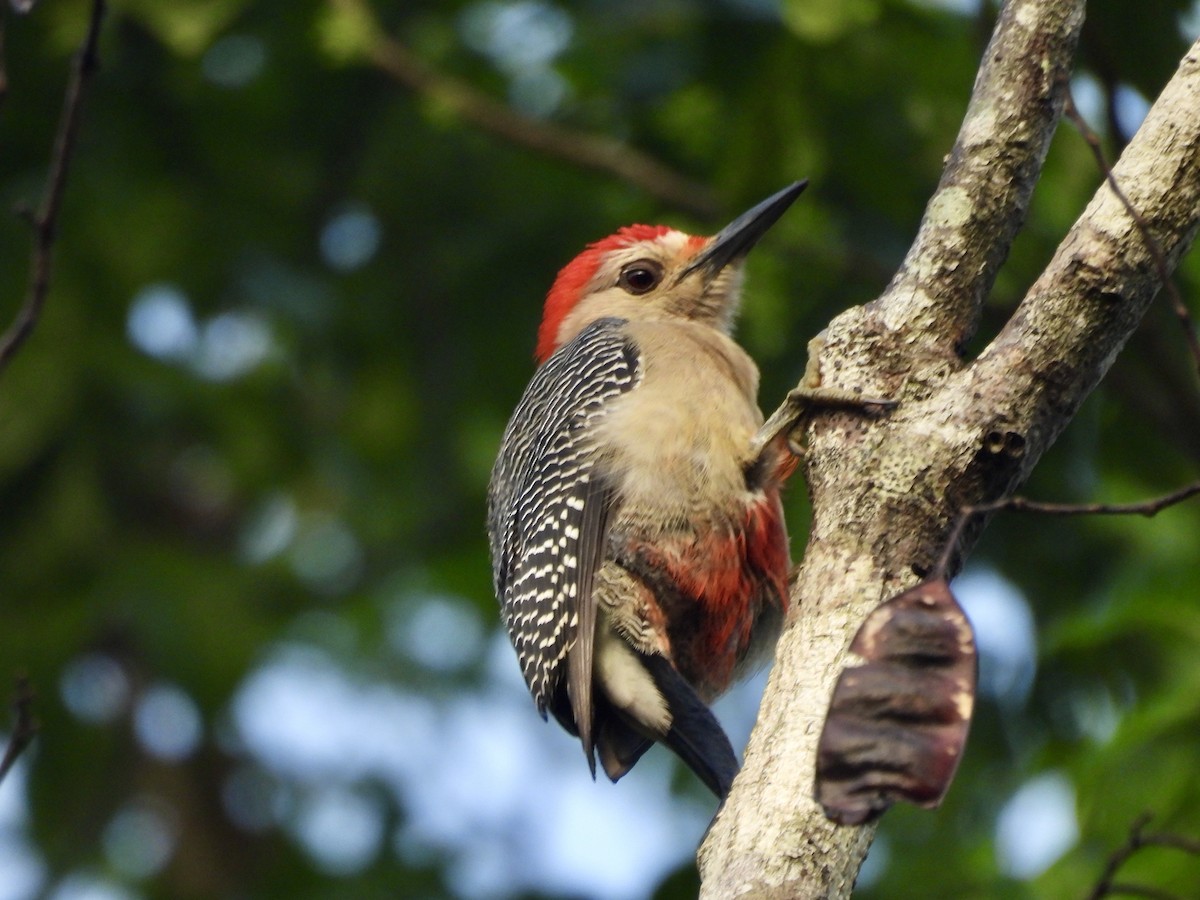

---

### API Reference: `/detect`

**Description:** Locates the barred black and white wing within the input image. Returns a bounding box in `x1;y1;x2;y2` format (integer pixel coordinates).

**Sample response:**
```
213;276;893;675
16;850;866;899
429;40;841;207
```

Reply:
487;317;640;763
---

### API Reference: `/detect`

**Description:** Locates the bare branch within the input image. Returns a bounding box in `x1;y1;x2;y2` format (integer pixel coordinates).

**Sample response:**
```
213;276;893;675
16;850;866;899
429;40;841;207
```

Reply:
330;0;718;220
1088;814;1200;900
935;481;1200;580
963;35;1200;478
872;0;1085;351
1062;89;1200;378
0;0;106;375
0;675;37;787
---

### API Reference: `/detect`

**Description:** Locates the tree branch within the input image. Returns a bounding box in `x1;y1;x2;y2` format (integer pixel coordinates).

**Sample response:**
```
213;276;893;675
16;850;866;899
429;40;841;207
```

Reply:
329;0;718;220
700;5;1200;897
964;35;1200;476
0;0;105;376
1062;90;1200;377
935;481;1200;580
1088;813;1200;900
873;0;1084;352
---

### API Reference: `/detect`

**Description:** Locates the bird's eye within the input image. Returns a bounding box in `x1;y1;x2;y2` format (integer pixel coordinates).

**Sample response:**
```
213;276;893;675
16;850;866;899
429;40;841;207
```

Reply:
618;261;663;295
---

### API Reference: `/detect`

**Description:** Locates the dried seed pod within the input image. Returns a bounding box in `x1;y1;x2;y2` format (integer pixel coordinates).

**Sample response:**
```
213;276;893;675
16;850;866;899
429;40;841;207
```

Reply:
815;578;977;825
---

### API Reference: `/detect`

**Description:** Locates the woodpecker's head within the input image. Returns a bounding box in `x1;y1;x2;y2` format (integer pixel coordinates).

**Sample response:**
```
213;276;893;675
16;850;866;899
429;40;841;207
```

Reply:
535;181;808;362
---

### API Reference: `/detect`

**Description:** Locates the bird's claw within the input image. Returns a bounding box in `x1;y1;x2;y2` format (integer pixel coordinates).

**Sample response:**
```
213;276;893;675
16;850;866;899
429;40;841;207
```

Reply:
752;383;898;460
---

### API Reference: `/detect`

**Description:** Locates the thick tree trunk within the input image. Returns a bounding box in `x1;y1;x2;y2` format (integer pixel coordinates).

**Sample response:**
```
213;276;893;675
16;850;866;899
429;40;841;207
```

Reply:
698;0;1200;895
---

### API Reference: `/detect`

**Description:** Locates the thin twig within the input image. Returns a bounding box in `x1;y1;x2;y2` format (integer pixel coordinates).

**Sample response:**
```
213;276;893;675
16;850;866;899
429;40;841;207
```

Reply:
1087;813;1200;900
1138;835;1200;855
934;482;1200;579
0;675;38;787
1089;814;1156;900
1063;88;1200;378
0;0;106;376
330;0;718;219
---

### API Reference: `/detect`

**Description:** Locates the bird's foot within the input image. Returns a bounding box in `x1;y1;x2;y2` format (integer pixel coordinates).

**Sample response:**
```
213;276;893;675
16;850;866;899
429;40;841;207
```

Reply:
751;338;898;460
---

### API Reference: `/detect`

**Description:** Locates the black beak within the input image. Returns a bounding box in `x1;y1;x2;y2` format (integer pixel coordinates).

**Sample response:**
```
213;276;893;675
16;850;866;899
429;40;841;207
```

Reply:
677;180;808;284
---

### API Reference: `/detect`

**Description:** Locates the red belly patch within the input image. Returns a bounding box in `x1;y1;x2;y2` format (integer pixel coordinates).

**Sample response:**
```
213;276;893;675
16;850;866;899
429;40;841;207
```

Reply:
627;491;791;697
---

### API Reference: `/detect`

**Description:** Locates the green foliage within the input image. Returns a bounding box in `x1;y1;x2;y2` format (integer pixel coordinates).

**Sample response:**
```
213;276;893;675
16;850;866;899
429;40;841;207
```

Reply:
1;0;1198;897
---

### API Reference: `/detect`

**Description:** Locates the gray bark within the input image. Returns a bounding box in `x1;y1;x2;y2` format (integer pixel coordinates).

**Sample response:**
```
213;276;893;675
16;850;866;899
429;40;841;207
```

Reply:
698;0;1200;895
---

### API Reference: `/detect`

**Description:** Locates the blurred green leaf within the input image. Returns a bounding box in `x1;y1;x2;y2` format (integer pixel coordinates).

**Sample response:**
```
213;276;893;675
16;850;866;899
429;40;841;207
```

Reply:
784;0;881;43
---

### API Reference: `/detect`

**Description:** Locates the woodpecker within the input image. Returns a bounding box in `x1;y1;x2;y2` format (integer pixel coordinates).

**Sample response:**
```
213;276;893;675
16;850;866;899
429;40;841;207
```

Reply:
488;182;807;799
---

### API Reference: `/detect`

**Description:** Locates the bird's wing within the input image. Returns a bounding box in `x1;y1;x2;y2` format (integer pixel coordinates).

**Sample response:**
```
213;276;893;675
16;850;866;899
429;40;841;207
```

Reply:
487;317;640;768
